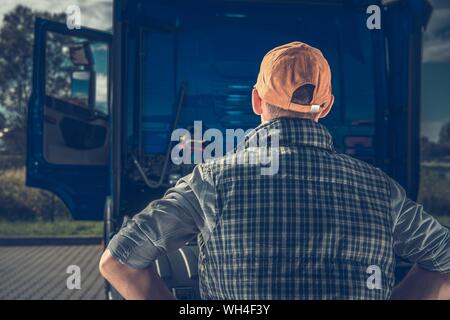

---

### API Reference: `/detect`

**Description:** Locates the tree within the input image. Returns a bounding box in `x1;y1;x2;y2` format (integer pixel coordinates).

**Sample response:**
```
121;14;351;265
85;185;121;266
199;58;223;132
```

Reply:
438;120;450;146
0;5;65;156
421;136;450;161
0;112;5;129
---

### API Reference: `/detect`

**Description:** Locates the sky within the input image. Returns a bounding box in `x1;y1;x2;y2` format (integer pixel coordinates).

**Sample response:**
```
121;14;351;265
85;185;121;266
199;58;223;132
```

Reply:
0;0;449;142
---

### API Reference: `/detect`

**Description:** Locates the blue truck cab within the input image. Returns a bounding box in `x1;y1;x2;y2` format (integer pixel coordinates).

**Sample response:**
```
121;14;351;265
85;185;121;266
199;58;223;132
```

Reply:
27;0;431;299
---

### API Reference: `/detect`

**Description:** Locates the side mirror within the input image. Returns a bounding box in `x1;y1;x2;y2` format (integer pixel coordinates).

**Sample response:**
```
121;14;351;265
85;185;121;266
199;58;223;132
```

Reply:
70;70;96;107
68;43;94;66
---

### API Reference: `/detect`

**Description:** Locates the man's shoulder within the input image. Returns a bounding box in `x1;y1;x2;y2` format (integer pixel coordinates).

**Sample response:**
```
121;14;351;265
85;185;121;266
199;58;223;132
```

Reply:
333;151;389;179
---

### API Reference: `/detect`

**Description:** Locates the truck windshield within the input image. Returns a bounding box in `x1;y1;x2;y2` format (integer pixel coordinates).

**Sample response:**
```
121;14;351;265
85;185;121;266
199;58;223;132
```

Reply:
140;3;377;161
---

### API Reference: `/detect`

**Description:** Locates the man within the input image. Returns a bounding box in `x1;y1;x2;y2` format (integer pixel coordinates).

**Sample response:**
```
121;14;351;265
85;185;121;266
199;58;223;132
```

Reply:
100;42;450;300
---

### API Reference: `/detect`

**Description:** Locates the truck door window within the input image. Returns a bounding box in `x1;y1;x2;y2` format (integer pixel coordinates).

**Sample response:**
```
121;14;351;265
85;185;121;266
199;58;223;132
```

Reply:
45;32;109;115
339;14;375;126
43;31;110;165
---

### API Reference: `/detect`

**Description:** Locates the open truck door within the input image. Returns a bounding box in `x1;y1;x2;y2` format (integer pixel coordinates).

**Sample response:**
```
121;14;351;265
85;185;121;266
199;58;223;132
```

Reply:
26;18;112;220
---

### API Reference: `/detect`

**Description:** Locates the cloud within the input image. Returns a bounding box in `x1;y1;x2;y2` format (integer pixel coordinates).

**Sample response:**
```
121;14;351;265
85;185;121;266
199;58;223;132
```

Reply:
0;0;112;31
423;6;450;63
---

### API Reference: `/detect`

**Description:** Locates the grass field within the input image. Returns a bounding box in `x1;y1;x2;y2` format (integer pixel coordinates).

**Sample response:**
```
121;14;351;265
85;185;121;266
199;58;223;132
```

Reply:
0;220;102;236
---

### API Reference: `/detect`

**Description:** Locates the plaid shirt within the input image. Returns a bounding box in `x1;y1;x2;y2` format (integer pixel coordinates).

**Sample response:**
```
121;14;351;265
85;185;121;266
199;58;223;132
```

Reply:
108;117;450;300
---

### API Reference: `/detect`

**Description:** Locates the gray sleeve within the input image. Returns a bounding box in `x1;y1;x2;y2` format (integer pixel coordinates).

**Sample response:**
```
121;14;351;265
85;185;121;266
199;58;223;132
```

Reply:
107;165;213;269
390;178;450;273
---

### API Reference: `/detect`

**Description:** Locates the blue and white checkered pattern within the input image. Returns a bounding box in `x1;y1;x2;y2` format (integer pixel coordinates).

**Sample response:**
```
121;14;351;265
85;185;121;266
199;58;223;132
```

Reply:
198;118;395;299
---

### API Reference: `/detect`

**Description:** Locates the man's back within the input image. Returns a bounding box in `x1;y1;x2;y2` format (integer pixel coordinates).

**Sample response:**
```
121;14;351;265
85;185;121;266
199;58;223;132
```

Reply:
199;117;395;299
101;42;449;300
103;116;449;299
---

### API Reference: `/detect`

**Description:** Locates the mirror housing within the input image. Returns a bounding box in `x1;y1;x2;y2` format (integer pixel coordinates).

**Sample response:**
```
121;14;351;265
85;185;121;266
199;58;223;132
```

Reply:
68;43;94;66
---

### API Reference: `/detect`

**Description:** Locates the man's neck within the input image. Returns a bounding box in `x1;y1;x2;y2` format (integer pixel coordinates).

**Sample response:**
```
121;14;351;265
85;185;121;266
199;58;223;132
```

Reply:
261;115;319;124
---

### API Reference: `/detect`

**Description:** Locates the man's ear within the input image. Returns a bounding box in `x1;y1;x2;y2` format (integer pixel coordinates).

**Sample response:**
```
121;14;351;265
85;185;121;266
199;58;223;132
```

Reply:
252;88;263;116
318;94;334;119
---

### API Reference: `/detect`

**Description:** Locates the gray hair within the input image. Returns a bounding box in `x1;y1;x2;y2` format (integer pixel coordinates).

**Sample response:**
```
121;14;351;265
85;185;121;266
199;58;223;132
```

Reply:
264;102;316;120
263;83;317;120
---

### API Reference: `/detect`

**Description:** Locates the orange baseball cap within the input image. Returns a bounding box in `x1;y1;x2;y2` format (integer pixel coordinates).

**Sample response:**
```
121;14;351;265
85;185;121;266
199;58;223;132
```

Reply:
255;41;334;114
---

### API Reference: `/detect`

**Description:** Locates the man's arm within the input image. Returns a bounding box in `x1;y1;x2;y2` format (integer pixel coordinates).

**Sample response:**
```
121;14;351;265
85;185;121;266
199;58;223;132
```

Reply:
99;249;175;300
98;165;212;300
389;178;450;299
391;264;450;300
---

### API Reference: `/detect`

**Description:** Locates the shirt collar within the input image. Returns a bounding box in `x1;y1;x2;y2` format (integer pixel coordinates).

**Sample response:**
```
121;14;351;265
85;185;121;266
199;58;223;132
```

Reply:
242;117;334;152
